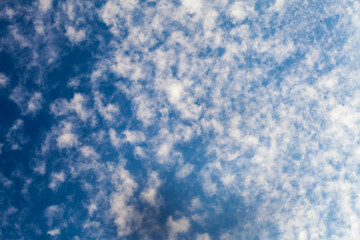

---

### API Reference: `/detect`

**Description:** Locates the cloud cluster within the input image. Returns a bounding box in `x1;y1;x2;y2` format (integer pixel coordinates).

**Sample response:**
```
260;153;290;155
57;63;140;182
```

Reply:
1;0;360;239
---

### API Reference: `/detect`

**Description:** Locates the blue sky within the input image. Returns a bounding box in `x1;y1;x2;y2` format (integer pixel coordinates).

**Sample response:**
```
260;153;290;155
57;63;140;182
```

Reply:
1;0;360;239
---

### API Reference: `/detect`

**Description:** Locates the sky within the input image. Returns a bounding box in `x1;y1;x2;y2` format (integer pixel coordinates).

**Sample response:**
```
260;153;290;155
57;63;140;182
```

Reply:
1;0;360;239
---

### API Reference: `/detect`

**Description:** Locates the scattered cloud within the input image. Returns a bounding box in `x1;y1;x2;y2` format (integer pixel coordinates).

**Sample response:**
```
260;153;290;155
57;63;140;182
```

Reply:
140;171;162;207
56;122;79;149
49;172;65;190
65;26;86;43
6;119;27;150
110;166;141;237
39;0;52;12
51;93;91;121
1;0;360;239
0;73;8;88
167;216;191;239
10;87;43;115
176;163;194;179
47;228;60;236
196;233;211;240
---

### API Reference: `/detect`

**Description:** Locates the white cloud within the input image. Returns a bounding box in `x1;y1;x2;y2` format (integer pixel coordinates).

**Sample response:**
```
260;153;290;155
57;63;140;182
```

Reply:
272;0;286;12
181;0;202;14
69;93;90;121
230;2;253;22
47;228;60;236
65;26;86;43
110;166;140;237
83;220;100;229
9;26;30;48
34;21;45;35
176;163;194;179
134;94;156;126
100;0;137;36
63;1;75;21
57;123;78;148
157;142;172;162
196;233;211;240
94;92;119;121
39;0;52;12
5;8;15;19
33;161;46;175
134;146;146;159
203;10;218;33
6;119;27;150
140;172;162;207
167;82;184;105
2;206;17;226
27;92;43;114
45;205;64;226
49;171;65;190
167;216;191;239
80;146;99;159
51;93;91;121
110;195;139;237
220;174;235;186
0;73;8;88
123;130;145;144
109;128;121;148
50;99;69;117
165;80;202;120
112;53;141;80
10;87;43;115
87;203;97;216
0;172;12;188
189;197;202;212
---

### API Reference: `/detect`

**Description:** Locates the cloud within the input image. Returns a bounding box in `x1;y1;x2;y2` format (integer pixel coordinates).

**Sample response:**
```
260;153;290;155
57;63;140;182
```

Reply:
167;216;191;239
6;119;27;150
110;166;141;237
33;160;46;175
87;203;97;217
45;205;64;226
140;171;162;207
134;94;156;127
69;93;90;121
1;206;18;226
196;233;211;240
51;93;92;121
0;172;12;188
56;122;79;149
49;171;65;190
109;128;121;148
5;7;15;19
47;228;60;236
94;92;119;121
0;73;8;88
39;0;52;12
165;80;202;120
80;146;99;159
230;2;254;22
157;142;172;162
65;26;86;43
123;130;146;144
1;0;360;239
176;163;194;179
10;87;43;115
181;0;202;14
220;174;235;186
27;92;43;114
